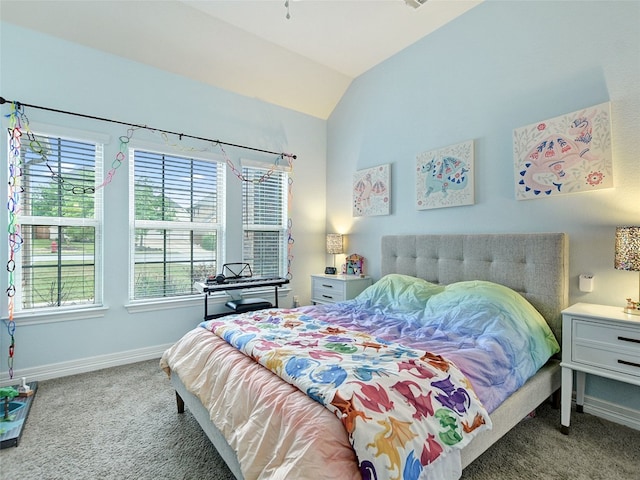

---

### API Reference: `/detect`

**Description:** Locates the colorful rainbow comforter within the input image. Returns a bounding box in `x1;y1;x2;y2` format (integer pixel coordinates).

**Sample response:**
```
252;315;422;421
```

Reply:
161;275;560;480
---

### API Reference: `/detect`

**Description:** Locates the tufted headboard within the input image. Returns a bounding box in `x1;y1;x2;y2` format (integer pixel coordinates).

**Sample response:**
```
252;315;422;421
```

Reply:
381;233;569;343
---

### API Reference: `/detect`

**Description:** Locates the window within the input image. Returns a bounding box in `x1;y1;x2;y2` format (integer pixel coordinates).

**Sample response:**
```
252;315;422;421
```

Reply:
12;132;103;311
241;165;288;277
130;149;224;300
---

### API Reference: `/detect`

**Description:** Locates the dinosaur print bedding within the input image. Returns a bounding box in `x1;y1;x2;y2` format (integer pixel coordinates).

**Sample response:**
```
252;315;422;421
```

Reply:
161;274;560;480
201;308;491;480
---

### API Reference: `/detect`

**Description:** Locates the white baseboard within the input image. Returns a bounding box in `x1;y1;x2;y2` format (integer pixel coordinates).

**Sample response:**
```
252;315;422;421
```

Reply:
0;343;173;386
580;394;640;431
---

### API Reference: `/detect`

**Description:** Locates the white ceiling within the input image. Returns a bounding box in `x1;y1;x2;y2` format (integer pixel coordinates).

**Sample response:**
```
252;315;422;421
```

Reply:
1;0;481;119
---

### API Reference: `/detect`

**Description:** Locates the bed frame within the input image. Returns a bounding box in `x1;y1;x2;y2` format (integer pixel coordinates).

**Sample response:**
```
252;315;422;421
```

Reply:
171;232;569;477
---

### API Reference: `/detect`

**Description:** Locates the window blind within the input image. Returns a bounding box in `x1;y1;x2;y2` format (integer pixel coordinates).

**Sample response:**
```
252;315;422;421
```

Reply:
16;133;103;310
242;166;287;277
130;149;225;300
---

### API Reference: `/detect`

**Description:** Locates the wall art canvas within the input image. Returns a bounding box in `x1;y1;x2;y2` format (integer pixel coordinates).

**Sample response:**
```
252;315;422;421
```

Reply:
353;164;390;216
415;140;474;210
513;102;613;200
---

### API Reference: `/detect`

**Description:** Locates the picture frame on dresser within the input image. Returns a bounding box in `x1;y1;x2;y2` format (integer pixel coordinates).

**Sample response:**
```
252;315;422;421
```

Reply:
344;253;365;275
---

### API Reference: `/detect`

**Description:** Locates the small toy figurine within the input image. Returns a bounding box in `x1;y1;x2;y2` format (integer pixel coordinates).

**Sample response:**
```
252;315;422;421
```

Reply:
17;377;32;396
624;298;640;315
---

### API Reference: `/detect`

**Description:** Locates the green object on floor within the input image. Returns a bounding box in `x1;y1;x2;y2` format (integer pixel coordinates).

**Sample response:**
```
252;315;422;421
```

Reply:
0;381;37;448
1;387;19;421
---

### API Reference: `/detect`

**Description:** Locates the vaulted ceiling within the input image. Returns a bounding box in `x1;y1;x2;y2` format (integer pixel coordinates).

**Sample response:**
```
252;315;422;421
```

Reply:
1;0;481;118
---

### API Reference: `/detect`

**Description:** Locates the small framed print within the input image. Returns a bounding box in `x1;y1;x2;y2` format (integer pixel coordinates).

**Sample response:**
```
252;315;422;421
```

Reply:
416;140;474;210
353;164;390;217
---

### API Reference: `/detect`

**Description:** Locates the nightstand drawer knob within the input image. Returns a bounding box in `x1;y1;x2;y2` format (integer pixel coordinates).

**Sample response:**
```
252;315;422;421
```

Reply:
618;359;640;369
322;294;334;299
322;284;334;288
618;335;640;344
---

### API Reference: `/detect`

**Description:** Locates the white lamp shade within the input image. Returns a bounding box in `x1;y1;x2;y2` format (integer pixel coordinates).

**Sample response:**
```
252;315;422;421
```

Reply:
326;234;344;255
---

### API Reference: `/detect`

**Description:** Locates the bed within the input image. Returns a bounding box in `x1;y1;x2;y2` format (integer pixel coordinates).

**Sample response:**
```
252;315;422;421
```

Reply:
161;233;568;480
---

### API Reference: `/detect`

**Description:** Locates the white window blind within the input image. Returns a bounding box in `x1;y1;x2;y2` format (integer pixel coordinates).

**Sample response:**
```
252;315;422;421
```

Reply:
14;133;103;311
130;149;225;300
241;166;288;277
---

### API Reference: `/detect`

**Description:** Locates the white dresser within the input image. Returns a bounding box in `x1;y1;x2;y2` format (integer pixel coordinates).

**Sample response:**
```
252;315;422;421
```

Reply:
311;274;372;305
560;302;640;434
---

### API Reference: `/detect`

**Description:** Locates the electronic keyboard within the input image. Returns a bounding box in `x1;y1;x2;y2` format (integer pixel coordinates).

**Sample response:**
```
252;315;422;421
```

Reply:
221;276;286;285
196;276;289;293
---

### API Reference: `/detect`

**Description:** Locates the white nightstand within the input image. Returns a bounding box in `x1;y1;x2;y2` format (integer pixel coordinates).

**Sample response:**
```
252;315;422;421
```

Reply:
311;274;372;305
560;303;640;434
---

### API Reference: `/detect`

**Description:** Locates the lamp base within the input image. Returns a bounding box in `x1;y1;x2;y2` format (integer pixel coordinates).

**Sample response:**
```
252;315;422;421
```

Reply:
624;298;640;315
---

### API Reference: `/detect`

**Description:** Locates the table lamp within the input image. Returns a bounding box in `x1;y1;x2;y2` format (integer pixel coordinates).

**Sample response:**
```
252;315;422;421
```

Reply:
614;226;640;315
325;233;343;275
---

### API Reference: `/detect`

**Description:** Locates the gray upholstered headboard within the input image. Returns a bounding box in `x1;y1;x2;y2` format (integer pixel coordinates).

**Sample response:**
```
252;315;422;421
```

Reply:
381;233;569;343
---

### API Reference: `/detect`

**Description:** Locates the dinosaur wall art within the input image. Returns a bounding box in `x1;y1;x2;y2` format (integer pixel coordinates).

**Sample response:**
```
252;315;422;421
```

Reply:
513;102;613;200
416;140;475;210
353;164;390;217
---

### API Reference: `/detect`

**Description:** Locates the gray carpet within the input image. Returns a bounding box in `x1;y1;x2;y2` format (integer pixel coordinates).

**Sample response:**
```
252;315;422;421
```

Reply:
1;359;638;480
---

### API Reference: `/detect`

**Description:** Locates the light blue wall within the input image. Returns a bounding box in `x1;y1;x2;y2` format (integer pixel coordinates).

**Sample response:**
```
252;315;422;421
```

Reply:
0;22;327;379
327;1;639;411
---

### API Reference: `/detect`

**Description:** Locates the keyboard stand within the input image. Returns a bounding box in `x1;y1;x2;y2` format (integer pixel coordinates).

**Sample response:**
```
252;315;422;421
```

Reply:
225;298;273;314
194;279;287;320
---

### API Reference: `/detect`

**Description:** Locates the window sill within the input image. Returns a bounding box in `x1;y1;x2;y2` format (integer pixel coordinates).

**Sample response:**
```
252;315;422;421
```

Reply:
125;287;291;314
2;305;109;327
125;295;203;314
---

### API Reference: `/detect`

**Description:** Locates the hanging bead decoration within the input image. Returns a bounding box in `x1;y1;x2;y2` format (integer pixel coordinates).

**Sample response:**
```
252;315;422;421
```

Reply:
2;99;297;376
0;97;297;193
217;142;295;184
153;137;296;279
9;104;137;194
6;102;24;378
218;143;296;279
285;0;291;19
287;175;295;280
98;127;140;191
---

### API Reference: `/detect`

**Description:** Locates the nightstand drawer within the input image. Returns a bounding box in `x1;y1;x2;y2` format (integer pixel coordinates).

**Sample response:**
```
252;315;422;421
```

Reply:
573;344;640;378
310;274;372;305
571;318;640;378
560;303;640;434
574;319;640;351
313;280;346;303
